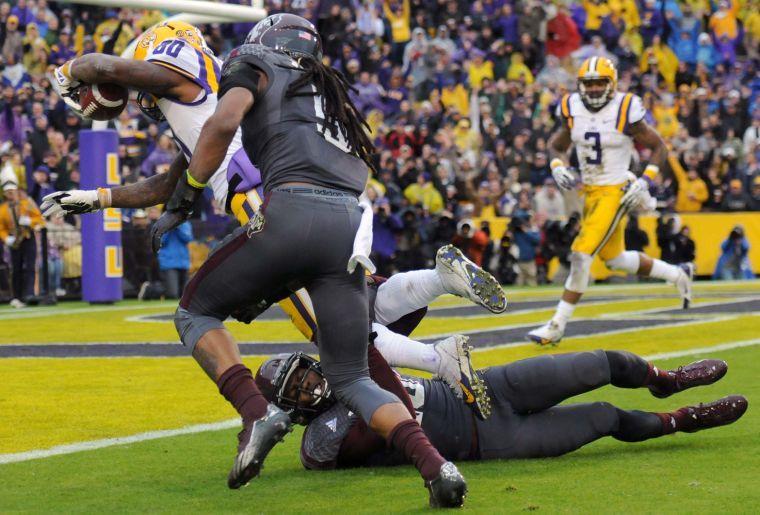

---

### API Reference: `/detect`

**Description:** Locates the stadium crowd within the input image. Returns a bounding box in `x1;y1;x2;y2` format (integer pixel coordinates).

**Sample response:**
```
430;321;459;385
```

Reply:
0;0;758;304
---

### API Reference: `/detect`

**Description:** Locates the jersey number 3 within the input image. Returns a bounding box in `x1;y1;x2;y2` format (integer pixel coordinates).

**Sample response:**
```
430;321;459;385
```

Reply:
584;131;602;165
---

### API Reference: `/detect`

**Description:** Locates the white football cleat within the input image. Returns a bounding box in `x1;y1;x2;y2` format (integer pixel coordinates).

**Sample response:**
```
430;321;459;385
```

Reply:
433;334;491;420
675;263;694;309
527;320;564;346
435;244;507;314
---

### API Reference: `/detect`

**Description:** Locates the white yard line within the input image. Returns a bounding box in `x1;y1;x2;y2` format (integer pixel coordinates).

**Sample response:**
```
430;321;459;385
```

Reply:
0;303;175;321
0;419;240;465
2;337;759;466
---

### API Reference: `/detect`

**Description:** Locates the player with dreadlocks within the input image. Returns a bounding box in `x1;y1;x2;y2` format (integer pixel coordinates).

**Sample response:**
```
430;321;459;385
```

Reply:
151;14;468;508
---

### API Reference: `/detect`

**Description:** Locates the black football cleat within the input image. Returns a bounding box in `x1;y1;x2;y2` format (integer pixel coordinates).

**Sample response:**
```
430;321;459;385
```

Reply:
648;359;728;398
427;462;467;508
228;404;293;489
676;395;748;433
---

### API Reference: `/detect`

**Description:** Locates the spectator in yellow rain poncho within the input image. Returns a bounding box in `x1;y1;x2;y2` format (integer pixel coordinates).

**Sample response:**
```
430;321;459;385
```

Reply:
640;35;678;90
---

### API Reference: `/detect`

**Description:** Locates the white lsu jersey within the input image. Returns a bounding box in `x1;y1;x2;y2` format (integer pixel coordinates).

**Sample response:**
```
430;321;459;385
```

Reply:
557;91;646;186
144;38;245;207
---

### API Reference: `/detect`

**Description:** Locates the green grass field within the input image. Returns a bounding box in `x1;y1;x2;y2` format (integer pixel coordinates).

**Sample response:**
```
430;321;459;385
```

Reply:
1;281;759;512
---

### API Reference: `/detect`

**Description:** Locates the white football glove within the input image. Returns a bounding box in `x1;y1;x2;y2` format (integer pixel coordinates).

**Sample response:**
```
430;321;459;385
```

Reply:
620;177;655;212
17;215;31;227
52;60;83;114
4;235;16;247
550;158;576;191
41;190;101;218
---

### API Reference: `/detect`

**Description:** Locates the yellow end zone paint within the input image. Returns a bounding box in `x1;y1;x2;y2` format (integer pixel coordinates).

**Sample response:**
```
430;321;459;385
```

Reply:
0;355;265;454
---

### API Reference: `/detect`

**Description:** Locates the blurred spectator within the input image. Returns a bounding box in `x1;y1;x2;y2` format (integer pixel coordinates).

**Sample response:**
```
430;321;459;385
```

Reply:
2;15;23;64
123;209;158;299
158;220;193;299
750;176;760;210
669;154;708;212
28;164;54;204
546;4;581;59
0;179;44;307
625;213;650;253
542;211;580;285
673;225;696;265
404;172;443;214
383;0;411;64
452;218;488;267
509;211;541;286
713;225;753;280
533;178;566;220
657;214;678;264
722;179;752;211
140;131;175;178
46;214;77;297
371;198;403;277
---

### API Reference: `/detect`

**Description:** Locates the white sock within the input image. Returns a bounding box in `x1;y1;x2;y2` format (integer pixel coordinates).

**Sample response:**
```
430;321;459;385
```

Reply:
649;259;681;283
371;323;439;373
552;300;576;326
374;270;446;326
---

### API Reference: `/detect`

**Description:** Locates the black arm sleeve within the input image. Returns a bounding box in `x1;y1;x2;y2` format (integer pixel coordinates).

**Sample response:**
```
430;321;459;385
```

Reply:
218;60;265;100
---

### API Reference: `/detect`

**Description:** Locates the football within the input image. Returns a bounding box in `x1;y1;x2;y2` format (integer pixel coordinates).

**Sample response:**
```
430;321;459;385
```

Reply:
78;83;129;121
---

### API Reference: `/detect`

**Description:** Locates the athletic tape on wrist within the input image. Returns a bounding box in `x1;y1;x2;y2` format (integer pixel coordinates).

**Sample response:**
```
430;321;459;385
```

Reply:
96;188;112;209
550;158;565;171
643;164;659;183
60;60;75;80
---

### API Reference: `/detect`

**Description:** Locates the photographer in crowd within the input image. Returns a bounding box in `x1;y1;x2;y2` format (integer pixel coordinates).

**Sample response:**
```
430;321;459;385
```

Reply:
713;225;753;280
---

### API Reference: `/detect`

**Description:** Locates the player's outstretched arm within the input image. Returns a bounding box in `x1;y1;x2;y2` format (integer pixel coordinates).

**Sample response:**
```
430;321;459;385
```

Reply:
69;54;192;98
41;153;187;217
53;54;201;111
150;87;254;252
111;152;188;207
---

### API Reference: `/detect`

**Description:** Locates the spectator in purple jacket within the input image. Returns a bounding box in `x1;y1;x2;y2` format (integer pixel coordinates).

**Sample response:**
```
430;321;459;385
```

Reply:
496;3;519;45
371;197;404;276
140;132;175;178
351;71;386;115
639;0;664;46
48;30;76;67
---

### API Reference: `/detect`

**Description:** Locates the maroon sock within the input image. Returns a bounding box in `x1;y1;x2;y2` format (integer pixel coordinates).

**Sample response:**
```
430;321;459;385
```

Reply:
644;363;676;390
387;419;446;482
217;364;269;423
656;408;692;435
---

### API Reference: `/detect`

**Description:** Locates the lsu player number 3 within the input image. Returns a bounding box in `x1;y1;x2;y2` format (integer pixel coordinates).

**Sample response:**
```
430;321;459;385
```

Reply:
528;57;693;346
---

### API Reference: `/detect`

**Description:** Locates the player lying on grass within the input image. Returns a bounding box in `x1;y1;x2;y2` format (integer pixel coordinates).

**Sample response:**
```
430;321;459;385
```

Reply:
256;348;746;468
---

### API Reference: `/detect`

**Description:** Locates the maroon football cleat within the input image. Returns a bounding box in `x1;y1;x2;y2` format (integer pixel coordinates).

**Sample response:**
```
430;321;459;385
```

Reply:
648;359;728;398
674;395;748;433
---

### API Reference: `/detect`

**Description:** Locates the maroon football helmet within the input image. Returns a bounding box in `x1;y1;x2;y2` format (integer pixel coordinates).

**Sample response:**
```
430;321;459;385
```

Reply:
255;352;334;424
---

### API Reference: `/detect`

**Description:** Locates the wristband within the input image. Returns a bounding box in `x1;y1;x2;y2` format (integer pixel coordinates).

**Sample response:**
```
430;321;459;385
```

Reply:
185;170;207;189
97;188;112;209
643;164;659;182
550;158;565;171
59;60;75;80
